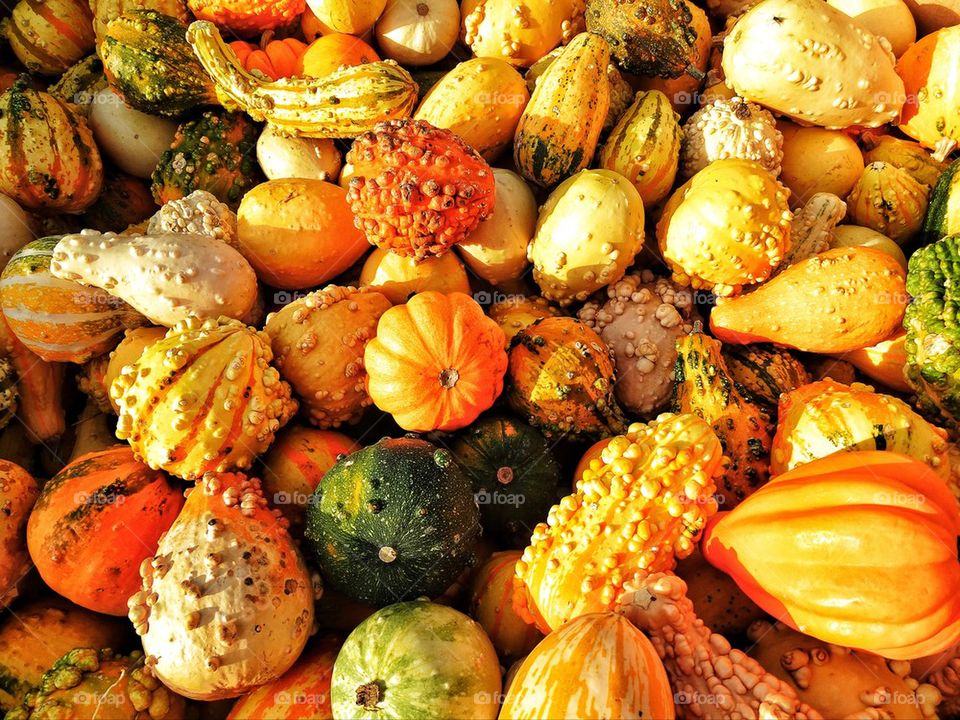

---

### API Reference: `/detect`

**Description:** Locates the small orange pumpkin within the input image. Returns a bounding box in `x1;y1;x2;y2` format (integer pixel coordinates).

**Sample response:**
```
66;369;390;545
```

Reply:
702;451;960;660
364;291;508;432
296;33;380;78
229;36;308;80
26;445;185;616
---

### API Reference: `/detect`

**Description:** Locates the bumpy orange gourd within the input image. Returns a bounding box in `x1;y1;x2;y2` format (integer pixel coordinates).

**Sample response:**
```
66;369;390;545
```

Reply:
188;0;306;35
702;451;960;660
229;37;308;80
514;413;724;633
364;291;507;432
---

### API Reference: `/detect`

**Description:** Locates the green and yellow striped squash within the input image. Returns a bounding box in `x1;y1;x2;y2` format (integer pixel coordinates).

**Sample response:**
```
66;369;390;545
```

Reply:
599;89;682;206
331;601;501;720
187;20;418;138
513;32;611;187
3;0;95;75
0;238;144;363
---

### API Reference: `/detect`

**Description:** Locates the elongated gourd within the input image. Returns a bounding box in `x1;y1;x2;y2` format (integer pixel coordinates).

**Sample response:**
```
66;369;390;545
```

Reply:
186;20;419;138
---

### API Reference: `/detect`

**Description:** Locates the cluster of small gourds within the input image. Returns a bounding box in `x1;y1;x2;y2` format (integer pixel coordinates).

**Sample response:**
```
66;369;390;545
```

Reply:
2;0;960;717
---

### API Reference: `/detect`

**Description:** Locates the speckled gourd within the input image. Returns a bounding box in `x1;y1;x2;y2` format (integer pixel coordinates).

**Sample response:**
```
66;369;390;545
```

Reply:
146;190;238;246
846;162;929;244
619;573;824;720
130;471;315;701
0;461;37;610
528;169;644;305
657;158;793;296
5;649;186;720
578;272;696;417
265;285;392;429
0;357;18;431
50;230;258;327
680;97;783;179
111;316;297;480
722;0;905;129
514;413;724;632
187;21;419;138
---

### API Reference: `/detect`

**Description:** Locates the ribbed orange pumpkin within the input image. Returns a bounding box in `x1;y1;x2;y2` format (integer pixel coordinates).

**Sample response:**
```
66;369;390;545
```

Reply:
364;291;508;432
468;551;543;662
702;451;960;660
229;37;308;80
498;613;675;720
297;33;380;78
227;636;341;720
188;0;307;35
26;445;185;616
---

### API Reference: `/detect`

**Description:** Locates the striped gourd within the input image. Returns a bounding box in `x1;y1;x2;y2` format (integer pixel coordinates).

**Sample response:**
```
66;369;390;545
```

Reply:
91;0;190;44
772;379;950;477
3;0;95;75
468;551;544;661
499;613;674;720
846;162;929;245
598;89;682;206
721;344;810;412
514;32;610;187
186;21;419;138
0;81;103;213
0;238;144;363
923;157;960;245
862;134;946;189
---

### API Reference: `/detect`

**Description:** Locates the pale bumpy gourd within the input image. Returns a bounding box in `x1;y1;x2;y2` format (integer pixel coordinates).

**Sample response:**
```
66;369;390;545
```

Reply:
528;169;644;305
680;97;783;178
111;316;297;480
50;230;257;327
146;190;238;247
776;193;847;271
129;471;316;700
657;158;793;296
722;0;905;129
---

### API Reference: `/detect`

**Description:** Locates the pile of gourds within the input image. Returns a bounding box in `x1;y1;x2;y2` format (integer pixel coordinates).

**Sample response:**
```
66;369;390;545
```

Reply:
2;0;960;717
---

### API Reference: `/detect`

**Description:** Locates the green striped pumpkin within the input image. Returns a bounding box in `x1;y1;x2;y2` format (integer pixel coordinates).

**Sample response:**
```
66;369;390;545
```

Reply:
3;0;95;76
922;157;960;245
331;601;501;720
0;238;143;363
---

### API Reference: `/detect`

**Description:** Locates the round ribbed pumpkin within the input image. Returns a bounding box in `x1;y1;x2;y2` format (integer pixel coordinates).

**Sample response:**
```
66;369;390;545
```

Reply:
499;613;675;720
0;81;103;213
846;162;929;244
4;0;95;75
0;238;144;363
364;291;508;432
468;551;543;661
702;451;960;660
230;37;308;80
26;445;185;616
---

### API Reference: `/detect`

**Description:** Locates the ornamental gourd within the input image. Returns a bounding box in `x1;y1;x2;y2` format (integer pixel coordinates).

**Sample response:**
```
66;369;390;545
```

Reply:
499;613;675;720
846;162;928;244
514;33;610;187
862;133;946;189
364;292;507;432
188;21;419;138
188;0;306;35
0;315;65;443
3;0;95;75
722;0;905;129
0;461;37;611
229;37;307;80
657;158;792;296
0;81;103;213
130;471;316;700
91;0;190;44
360;248;471;304
489;295;560;347
376;0;461;67
721;344;810;413
772;379;950;476
702;451;960;660
468;551;544;661
112;317;297;480
514;412;724;632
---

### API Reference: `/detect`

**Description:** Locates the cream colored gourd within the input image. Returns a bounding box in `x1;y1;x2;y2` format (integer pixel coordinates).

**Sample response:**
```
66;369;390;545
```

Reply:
88;88;178;179
826;0;916;56
776;193;846;271
256;125;342;182
146;190;239;247
457;169;536;286
50;230;257;327
130;471;315;700
528;169;644;305
376;0;460;66
722;0;905;128
830;225;908;269
680;97;783;179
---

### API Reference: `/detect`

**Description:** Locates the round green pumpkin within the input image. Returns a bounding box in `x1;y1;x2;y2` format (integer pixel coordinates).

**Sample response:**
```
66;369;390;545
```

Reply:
304;437;481;607
331;600;501;720
450;416;560;548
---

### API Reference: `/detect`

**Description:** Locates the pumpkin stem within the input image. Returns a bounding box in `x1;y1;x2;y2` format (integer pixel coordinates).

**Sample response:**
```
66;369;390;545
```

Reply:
356;682;383;711
378;546;398;563
732;98;750;119
259;30;275;50
685;64;705;82
438;368;460;389
416;2;430;15
496;466;514;485
691;319;704;334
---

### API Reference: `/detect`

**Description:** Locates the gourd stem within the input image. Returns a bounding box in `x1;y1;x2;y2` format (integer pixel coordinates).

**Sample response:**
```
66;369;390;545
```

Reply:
496;467;514;485
356;681;383;711
417;2;430;15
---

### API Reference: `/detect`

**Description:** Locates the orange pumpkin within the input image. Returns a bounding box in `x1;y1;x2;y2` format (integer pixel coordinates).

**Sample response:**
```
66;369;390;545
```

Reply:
297;33;380;78
498;613;675;720
469;551;543;662
227;636;341;720
229;36;308;80
364;291;508;432
188;0;306;35
702;451;960;660
26;445;185;616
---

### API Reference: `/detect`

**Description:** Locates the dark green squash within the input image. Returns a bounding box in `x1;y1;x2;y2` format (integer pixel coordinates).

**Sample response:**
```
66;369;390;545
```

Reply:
100;10;216;117
304;437;481;608
450;416;559;548
151;109;261;209
922;157;960;246
585;0;702;79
